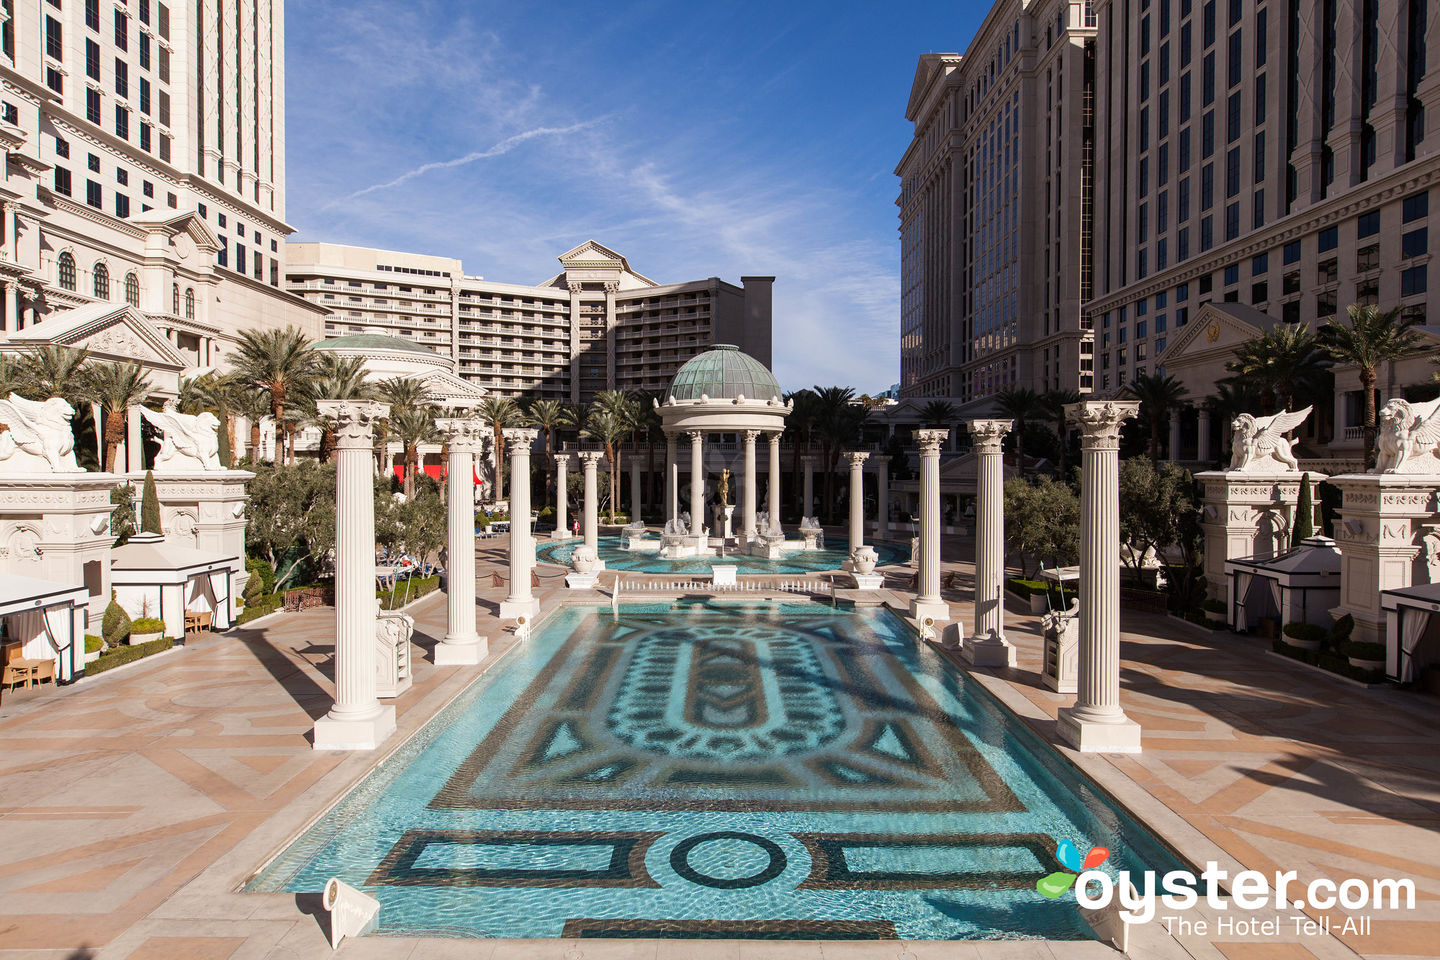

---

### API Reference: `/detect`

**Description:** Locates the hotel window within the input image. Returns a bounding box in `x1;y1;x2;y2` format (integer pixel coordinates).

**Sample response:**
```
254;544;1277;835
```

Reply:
85;88;101;124
1318;259;1338;286
139;32;150;70
45;16;62;60
85;39;99;79
114;104;128;140
237;244;246;275
1227;30;1242;88
139;78;150;115
172;283;178;313
85;179;101;208
113;9;127;50
1358;210;1380;237
85;0;99;29
1402;228;1428;259
123;272;139;306
1224;264;1239;286
1200;215;1213;251
114;58;127;98
1252;281;1268;303
184;288;194;318
115;194;129;218
1356;278;1379;305
53;166;70;195
1316;290;1337;319
1283;240;1301;264
93;262;109;298
57;252;75;290
1403;192;1429;223
1283;271;1301;294
139;123;150;152
1357;244;1380;271
1318;226;1338;252
1202;111;1214;157
218;236;227;267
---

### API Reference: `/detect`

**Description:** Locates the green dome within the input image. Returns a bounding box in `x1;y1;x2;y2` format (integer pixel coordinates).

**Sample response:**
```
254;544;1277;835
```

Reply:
312;333;438;356
668;345;781;402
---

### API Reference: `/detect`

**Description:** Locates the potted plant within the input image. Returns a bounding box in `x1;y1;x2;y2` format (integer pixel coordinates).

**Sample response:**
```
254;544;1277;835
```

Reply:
1339;640;1386;672
1280;621;1325;652
129;617;166;644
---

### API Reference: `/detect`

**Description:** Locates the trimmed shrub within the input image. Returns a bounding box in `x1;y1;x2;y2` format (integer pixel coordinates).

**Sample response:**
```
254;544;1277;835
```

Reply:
140;470;162;535
130;617;165;634
1282;622;1327;646
236;594;283;625
245;555;276;596
378;575;440;610
1339;640;1386;661
102;599;131;647
84;634;103;653
87;637;173;675
1330;614;1355;645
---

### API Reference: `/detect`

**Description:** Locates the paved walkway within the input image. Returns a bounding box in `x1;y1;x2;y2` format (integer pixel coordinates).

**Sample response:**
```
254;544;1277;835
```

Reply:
0;537;1436;959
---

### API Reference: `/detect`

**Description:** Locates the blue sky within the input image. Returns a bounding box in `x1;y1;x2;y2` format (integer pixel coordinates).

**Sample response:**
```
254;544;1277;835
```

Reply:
285;1;986;394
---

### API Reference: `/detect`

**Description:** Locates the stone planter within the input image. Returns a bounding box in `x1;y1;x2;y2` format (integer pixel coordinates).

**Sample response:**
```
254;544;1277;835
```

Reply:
1282;637;1321;652
851;546;879;576
1347;656;1385;672
129;632;164;645
571;547;599;575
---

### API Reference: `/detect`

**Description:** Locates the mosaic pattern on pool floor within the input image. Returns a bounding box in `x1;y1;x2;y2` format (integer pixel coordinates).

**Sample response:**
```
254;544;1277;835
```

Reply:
533;536;910;574
248;603;1184;940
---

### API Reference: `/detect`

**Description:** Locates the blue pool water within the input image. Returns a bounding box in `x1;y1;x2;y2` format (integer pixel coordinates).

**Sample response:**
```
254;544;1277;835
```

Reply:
248;603;1183;940
534;535;910;574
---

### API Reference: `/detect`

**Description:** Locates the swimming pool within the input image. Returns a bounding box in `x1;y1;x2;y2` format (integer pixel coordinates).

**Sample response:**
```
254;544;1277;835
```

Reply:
534;536;911;574
248;602;1182;940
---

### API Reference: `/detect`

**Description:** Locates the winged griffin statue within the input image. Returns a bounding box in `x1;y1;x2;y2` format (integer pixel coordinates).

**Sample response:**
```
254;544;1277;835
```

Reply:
1375;398;1440;474
139;401;223;471
0;393;81;472
1229;406;1311;473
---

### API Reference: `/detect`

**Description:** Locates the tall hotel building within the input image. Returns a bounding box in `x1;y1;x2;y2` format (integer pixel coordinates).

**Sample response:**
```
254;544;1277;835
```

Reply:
286;241;773;405
1090;0;1439;457
0;0;321;378
896;0;1097;406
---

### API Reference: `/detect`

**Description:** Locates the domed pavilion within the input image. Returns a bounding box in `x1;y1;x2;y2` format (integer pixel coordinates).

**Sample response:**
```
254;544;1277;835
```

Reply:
655;344;790;550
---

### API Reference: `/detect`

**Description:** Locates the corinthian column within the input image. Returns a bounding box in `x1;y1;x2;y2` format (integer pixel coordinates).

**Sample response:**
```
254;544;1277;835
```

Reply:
767;432;782;533
435;414;486;665
552;453;571;539
665;431;678;524
910;429;950;623
965;419;1016;667
1058;401;1143;754
630;459;643;525
500;428;539;621
742;429;759;540
313;400;395;751
845;451;869;556
688;430;705;544
801;454;816;519
577;450;604;557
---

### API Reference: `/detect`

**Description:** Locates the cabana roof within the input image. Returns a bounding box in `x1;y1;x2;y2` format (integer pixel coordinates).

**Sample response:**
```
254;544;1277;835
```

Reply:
1381;581;1440;610
110;533;241;585
0;575;88;616
1224;535;1342;585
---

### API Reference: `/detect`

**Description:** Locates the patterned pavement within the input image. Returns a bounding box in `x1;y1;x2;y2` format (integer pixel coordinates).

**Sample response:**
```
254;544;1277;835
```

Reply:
0;535;1436;959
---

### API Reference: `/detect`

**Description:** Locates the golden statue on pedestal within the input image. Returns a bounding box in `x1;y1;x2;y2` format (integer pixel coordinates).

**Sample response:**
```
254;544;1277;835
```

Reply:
718;467;731;506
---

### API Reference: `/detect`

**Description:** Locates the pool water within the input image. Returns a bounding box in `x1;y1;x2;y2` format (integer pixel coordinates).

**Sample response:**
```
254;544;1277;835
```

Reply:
248;603;1183;940
534;536;911;574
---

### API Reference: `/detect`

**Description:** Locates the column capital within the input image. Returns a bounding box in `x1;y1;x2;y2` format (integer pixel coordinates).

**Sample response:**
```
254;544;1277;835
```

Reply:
844;450;870;468
743;429;761;443
553;452;572;472
437;416;486;454
577;449;605;467
801;453;818;465
317;400;389;449
502;427;538;449
915;428;948;455
686;429;705;442
767;431;782;447
1066;400;1140;449
967;419;1013;453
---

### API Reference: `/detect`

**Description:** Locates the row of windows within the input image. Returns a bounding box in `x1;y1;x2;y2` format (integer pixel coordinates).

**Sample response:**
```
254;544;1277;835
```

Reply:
53;251;193;317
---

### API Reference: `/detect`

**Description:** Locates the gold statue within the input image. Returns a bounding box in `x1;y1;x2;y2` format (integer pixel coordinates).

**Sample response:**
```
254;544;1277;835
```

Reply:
718;467;731;505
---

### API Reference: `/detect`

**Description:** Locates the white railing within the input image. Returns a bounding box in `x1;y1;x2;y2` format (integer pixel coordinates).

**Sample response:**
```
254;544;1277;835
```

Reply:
1342;426;1364;441
615;578;835;598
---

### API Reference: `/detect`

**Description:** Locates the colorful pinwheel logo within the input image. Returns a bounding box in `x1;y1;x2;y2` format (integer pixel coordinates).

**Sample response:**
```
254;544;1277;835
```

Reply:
1036;840;1110;898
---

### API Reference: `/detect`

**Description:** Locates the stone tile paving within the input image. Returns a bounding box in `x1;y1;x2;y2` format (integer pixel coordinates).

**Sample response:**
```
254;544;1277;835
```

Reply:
0;538;1436;959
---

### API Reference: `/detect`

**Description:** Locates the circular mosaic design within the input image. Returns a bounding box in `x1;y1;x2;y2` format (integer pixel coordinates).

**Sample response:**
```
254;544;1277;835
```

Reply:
669;831;788;889
535;535;911;575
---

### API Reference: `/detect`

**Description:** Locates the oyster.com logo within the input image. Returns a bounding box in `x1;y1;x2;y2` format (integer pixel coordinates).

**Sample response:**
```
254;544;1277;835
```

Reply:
1036;839;1110;899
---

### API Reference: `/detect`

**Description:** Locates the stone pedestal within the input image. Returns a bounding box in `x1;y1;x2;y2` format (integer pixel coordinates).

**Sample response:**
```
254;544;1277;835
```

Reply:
435;416;486;665
965;420;1016;667
715;503;734;541
909;429;951;623
552;454;571;539
1330;473;1440;645
1197;470;1319;624
313;400;395;752
500;428;540;622
565;571;600;590
0;473;118;628
1058;401;1142;754
1042;604;1081;694
137;469;255;607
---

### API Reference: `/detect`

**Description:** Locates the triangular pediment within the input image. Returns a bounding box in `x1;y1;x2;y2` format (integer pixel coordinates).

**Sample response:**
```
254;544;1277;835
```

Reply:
558;240;626;265
132;210;221;253
416;369;487;402
6;302;188;370
906;53;961;121
1157;301;1276;369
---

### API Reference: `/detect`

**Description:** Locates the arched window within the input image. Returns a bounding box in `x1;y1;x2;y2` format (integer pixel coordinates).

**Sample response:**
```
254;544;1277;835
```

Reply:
57;252;75;291
184;288;194;319
93;262;109;299
123;272;139;307
172;283;179;314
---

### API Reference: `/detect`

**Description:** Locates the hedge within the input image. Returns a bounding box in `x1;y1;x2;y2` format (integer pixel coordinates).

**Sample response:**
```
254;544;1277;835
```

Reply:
1005;577;1078;604
1271;638;1385;683
378;575;440;610
237;594;284;625
87;637;173;676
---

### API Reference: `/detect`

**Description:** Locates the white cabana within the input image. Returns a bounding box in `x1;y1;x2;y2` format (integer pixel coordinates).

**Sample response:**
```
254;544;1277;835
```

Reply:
0;575;88;684
1381;582;1440;684
1223;535;1342;633
110;533;242;639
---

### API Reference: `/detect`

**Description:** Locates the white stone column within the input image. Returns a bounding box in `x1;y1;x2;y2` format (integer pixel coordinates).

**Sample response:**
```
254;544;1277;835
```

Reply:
688;430;705;544
767;432;782;533
1059;401;1143;754
578;450;604;554
1197;408;1212;463
553;454;571;538
1169;414;1183;461
966;420;1017;667
435;415;486;665
500;428;539;620
910;429;950;622
126;405;144;472
742;429;759;539
845;451;869;556
873;455;890;539
665;432;679;524
801;454;816;519
313;400;395;751
630;458;643;525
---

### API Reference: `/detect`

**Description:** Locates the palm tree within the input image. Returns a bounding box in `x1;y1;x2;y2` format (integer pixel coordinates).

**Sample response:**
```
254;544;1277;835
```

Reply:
785;389;820;516
1125;372;1189;462
232;327;318;464
1224;322;1328;414
629;390;664;517
1319;303;1424;468
0;353;23;397
303;356;373;462
994;387;1047;475
525;397;569;507
82;361;152;472
229;384;271;464
1041;389;1082;476
918;399;957;430
177;371;242;466
375;377;431;479
479;395;523;501
591;390;639;518
812;385;862;522
390;405;438;498
582;407;630;521
17;344;91;399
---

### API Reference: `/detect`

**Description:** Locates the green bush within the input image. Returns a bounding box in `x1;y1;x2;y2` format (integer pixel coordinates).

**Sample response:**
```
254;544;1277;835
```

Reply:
1330;614;1355;645
140;470;162;535
130;617;165;634
1339;640;1386;661
378;575;440;610
1282;622;1327;646
245;555;276;596
87;637;172;675
84;634;103;653
537;506;554;520
236;594;283;625
102;599;131;647
1203;599;1226;614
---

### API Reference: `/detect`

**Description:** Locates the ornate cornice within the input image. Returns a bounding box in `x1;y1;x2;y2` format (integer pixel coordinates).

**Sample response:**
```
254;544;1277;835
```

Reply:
915;428;949;455
844;450;871;468
502;426;538;450
1067;401;1140;450
437;416;485;454
967;419;1013;452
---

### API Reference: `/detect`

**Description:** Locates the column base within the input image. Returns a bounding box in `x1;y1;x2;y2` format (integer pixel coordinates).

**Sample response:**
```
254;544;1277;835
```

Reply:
435;635;488;665
1056;707;1143;754
499;597;540;620
550;529;572;540
963;634;1017;668
852;573;885;589
910;598;952;623
564;572;600;590
313;704;396;752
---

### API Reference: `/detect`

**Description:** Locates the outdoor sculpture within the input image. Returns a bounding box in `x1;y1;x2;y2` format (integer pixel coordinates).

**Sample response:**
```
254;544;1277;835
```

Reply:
1375;397;1440;474
1229;406;1311;473
139;401;223;471
0;393;81;472
664;512;691;537
717;468;730;505
374;610;414;699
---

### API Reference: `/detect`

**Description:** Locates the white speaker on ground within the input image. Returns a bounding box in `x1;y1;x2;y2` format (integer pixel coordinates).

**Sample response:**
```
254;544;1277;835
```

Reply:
323;877;379;949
